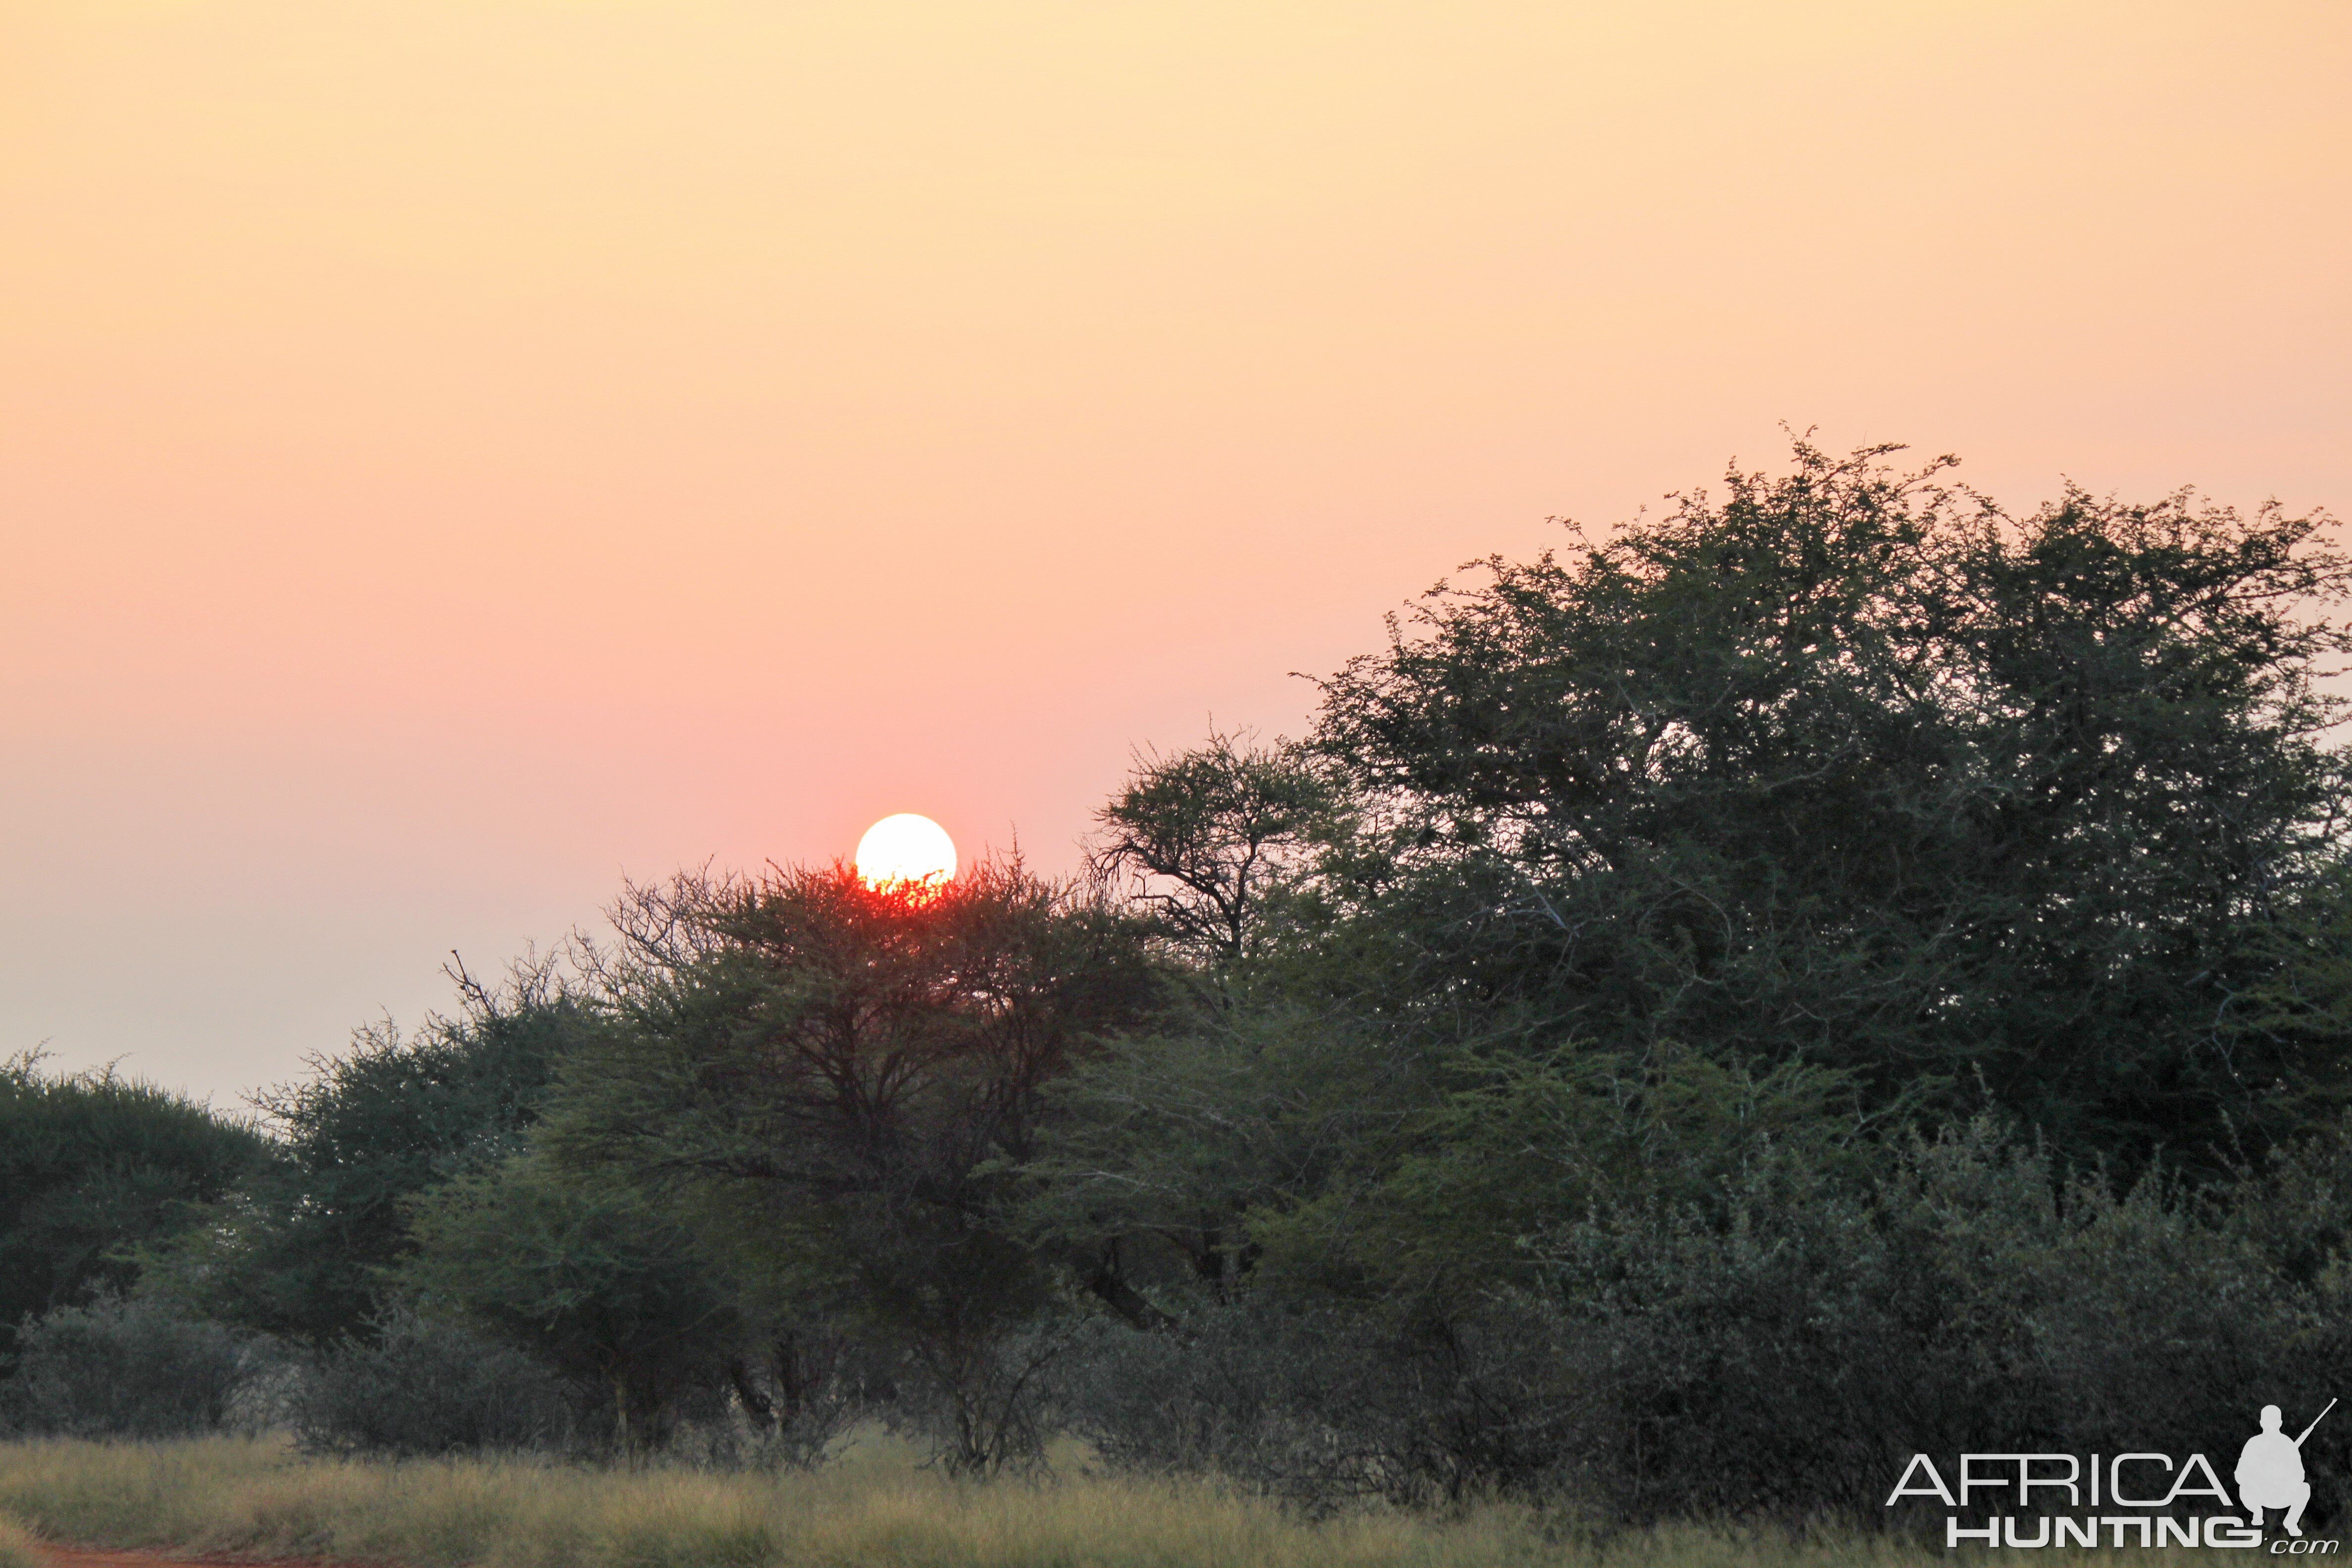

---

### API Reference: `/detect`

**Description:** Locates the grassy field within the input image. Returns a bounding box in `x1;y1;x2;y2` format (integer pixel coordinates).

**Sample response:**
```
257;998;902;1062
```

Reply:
0;1434;2254;1568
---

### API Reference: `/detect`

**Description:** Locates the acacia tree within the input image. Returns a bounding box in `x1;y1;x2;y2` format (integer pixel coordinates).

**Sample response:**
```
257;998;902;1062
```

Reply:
539;858;1161;1472
0;1055;271;1367
141;963;585;1343
1020;443;2352;1515
1049;441;2352;1343
1307;440;2352;1164
398;1157;741;1456
1089;731;1338;979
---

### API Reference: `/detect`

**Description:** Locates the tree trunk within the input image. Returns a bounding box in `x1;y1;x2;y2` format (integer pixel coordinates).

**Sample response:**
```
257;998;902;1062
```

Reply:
611;1369;634;1461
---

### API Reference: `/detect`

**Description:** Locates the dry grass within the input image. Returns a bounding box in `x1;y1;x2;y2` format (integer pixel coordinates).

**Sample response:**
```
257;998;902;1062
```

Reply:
0;1434;2258;1568
0;1511;41;1568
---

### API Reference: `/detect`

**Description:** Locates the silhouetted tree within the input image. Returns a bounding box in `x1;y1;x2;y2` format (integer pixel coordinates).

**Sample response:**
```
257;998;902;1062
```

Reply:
143;961;588;1342
1090;731;1337;977
539;859;1160;1472
0;1054;270;1367
1307;441;2352;1164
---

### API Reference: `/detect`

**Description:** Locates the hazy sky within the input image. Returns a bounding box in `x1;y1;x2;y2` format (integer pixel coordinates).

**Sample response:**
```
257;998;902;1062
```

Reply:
4;0;2346;1105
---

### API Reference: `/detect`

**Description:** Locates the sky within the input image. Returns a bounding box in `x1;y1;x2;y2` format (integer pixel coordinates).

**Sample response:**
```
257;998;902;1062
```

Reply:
3;0;2347;1107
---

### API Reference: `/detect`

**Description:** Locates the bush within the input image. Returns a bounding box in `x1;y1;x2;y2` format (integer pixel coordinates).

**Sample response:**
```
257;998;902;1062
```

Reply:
289;1311;579;1456
712;1327;874;1470
1539;1157;1969;1522
1522;1123;2340;1526
0;1053;274;1369
884;1318;1074;1478
1059;1122;2352;1527
2;1294;261;1438
1055;1297;1577;1511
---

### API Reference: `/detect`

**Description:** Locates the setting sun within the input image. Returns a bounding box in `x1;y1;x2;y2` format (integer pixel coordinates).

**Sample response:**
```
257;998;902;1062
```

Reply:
854;814;957;891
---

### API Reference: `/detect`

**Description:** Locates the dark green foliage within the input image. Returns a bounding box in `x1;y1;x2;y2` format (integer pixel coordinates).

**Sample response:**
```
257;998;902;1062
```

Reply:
1253;1046;1881;1305
26;440;2352;1521
1039;1037;1894;1511
539;859;1161;1471
0;1054;272;1366
1054;1122;2352;1524
399;1158;743;1454
1022;1005;1410;1304
147;964;586;1342
2218;857;2352;1121
1309;442;2352;1163
1530;1137;1971;1522
1052;1297;1574;1511
1036;441;2352;1521
289;1310;579;1457
1029;1008;1881;1319
1534;1123;2348;1524
2;1294;263;1439
1091;731;1339;974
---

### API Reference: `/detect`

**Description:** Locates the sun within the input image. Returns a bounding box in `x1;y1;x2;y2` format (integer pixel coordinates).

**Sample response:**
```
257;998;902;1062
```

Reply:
854;813;958;891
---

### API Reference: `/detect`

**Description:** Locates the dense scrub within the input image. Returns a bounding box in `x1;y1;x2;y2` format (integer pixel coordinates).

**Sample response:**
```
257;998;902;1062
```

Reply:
0;1294;261;1441
288;1312;580;1458
8;442;2352;1529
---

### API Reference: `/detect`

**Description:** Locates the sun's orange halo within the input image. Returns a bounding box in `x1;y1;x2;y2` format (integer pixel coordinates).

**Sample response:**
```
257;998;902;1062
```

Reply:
855;813;957;890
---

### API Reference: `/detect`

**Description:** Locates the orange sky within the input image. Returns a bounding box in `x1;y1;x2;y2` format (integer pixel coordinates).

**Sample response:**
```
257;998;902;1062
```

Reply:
3;0;2347;1101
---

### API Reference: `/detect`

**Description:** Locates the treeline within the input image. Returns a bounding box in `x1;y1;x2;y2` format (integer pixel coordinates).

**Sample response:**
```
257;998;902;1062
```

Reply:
10;442;2352;1525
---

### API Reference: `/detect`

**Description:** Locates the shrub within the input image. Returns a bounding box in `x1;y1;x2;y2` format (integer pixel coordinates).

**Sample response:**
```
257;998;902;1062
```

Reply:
1061;1122;2352;1527
3;1294;260;1438
711;1328;874;1471
884;1318;1074;1478
1539;1158;1967;1522
288;1310;579;1456
1532;1124;2336;1526
1054;1298;1576;1512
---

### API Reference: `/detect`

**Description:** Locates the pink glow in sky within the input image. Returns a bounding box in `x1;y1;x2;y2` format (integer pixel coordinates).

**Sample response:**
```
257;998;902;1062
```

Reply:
3;1;2347;1101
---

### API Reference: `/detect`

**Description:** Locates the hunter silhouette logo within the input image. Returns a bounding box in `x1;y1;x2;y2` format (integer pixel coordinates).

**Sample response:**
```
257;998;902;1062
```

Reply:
1886;1399;2338;1549
2241;1400;2335;1537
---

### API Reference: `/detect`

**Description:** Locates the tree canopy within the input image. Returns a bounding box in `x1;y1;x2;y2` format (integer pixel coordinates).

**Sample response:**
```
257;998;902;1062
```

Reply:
140;963;587;1343
0;1054;270;1366
1301;442;2352;1162
15;440;2352;1519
